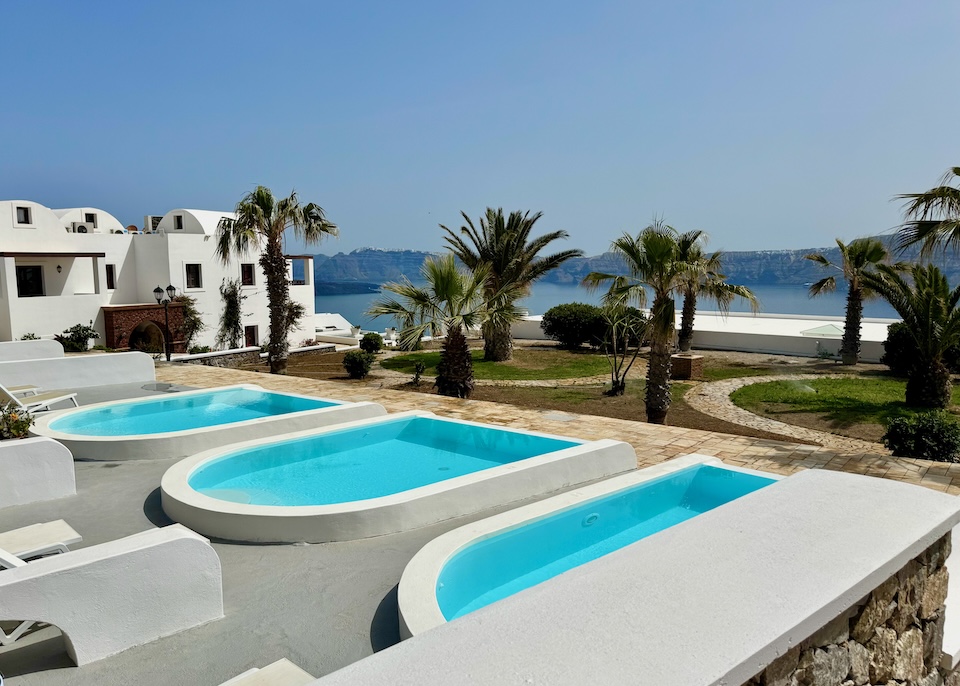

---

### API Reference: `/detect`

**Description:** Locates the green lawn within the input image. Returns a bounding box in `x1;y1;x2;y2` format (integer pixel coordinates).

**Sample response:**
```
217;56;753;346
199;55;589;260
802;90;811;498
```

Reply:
701;365;774;382
380;348;612;381
731;377;960;429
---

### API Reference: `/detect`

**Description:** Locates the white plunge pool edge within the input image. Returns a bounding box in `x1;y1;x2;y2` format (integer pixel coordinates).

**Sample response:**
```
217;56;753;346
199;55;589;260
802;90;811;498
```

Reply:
398;453;781;639
30;384;387;461
159;410;638;543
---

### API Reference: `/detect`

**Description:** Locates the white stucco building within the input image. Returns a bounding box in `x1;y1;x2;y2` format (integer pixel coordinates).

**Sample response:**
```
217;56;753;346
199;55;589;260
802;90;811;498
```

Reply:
0;201;317;352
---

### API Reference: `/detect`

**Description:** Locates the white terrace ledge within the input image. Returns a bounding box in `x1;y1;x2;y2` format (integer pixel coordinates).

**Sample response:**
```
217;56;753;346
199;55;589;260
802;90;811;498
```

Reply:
312;469;960;686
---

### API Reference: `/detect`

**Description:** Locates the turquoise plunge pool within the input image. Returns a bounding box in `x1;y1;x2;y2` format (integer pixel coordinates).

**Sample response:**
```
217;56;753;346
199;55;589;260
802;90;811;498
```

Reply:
188;416;582;506
48;387;338;436
436;464;774;620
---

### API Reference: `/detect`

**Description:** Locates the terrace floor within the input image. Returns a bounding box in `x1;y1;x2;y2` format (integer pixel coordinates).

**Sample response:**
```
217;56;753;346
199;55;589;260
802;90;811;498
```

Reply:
155;363;960;494
2;362;960;685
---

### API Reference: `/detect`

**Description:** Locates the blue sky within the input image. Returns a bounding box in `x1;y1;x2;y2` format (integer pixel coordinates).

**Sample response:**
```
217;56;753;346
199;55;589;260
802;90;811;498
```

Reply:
2;1;958;257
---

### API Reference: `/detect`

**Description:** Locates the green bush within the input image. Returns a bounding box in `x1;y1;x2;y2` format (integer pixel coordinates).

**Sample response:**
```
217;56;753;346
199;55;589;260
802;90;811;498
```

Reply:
189;345;212;354
883;322;960;376
541;303;606;349
360;332;383;354
19;333;39;340
343;350;375;379
883;411;960;462
55;322;99;352
0;406;34;439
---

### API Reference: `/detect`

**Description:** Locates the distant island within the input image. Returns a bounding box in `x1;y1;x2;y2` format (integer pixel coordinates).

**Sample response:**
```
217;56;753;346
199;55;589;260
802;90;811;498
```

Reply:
312;240;960;290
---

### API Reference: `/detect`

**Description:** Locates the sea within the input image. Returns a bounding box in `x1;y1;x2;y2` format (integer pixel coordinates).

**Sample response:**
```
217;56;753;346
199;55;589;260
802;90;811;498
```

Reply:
315;282;899;330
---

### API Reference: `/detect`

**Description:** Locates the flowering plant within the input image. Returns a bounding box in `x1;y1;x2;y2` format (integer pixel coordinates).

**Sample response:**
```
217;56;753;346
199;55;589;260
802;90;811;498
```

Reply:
0;406;34;439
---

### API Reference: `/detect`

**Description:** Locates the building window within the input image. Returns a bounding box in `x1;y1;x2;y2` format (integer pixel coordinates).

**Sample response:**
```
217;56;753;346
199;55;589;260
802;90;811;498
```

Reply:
240;263;255;286
105;264;116;290
290;258;308;285
185;264;202;289
15;206;32;225
84;212;98;228
15;266;44;297
244;325;259;347
174;215;184;230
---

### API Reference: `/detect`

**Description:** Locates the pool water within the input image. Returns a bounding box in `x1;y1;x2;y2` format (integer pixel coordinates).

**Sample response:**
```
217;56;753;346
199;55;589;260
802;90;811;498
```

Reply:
436;464;774;620
49;388;337;436
189;416;580;505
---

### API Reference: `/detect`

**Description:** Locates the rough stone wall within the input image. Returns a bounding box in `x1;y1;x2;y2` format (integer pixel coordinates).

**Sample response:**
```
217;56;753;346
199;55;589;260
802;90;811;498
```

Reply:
102;303;186;352
744;533;953;686
181;350;262;367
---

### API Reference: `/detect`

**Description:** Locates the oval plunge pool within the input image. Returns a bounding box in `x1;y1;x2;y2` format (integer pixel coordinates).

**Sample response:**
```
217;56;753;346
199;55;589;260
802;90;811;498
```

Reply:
31;384;386;461
398;455;778;637
160;411;637;542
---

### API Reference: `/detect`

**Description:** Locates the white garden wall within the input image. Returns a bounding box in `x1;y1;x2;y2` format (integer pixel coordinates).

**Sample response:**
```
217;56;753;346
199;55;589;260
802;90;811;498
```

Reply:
0;436;76;508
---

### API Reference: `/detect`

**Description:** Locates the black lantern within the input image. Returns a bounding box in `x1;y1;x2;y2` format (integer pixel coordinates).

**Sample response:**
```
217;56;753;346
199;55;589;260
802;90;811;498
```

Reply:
153;285;177;362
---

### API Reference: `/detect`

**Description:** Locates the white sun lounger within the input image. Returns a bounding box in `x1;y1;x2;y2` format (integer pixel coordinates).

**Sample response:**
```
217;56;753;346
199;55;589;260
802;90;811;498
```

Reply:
6;385;39;397
0;383;77;412
0;524;223;665
221;659;316;685
0;520;81;561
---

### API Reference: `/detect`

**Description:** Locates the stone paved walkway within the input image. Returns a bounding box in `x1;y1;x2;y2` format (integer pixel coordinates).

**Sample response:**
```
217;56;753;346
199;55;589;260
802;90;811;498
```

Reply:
684;374;892;455
157;363;960;494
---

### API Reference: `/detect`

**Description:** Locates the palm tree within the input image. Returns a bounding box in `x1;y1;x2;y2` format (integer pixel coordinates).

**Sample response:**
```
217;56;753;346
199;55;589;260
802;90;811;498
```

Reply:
442;208;583;361
216;186;337;374
895;167;960;256
860;264;960;408
676;235;758;352
367;255;511;396
367;254;489;349
804;237;891;365
584;220;698;424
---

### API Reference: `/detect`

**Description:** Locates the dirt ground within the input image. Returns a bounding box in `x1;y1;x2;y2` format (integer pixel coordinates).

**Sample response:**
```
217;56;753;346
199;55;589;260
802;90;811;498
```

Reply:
239;347;830;443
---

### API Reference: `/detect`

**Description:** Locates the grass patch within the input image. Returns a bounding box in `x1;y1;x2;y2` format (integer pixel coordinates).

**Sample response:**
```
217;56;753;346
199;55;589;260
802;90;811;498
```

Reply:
731;377;960;430
381;348;611;381
701;364;774;382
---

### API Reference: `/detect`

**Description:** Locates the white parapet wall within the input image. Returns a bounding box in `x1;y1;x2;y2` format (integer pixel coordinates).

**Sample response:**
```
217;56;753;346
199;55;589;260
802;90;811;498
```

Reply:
311;469;960;686
0;339;65;361
0;351;155;389
0;436;76;508
0;524;223;666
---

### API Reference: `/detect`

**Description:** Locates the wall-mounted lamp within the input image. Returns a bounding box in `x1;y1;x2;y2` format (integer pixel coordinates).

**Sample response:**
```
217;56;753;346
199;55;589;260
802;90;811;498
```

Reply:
56;265;62;273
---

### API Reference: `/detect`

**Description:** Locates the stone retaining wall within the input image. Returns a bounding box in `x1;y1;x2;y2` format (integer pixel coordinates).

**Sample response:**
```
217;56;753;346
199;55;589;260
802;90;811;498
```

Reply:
182;350;262;367
744;533;953;686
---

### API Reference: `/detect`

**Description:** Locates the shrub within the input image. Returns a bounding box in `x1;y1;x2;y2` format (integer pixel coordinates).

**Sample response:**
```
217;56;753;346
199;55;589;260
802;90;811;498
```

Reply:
300;338;319;347
411;361;426;386
19;333;39;340
343;350;375;379
172;294;205;349
360;332;384;354
883;411;960;462
541;303;606;349
0;406;33;440
189;345;212;354
55;322;99;352
216;279;248;350
883;322;960;376
435;325;474;398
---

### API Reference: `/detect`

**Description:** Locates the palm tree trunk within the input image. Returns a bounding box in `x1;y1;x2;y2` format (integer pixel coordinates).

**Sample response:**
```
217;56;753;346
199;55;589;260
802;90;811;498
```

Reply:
260;238;291;375
678;290;696;352
645;337;672;423
483;321;513;362
841;283;863;365
906;358;951;408
645;295;674;424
